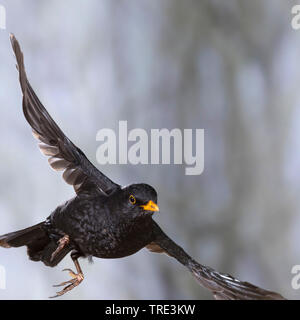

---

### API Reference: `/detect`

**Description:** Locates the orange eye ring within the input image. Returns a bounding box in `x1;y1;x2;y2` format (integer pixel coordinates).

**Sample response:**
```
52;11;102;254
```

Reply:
129;195;136;205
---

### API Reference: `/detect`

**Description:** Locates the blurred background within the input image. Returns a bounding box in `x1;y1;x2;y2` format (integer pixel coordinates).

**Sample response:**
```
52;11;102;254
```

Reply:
0;0;299;299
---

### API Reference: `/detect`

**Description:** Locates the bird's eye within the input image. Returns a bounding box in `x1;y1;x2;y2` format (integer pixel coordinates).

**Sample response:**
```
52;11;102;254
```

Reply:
129;195;136;205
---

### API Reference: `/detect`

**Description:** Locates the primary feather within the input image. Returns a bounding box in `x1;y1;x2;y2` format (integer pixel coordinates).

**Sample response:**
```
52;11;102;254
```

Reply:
10;34;120;196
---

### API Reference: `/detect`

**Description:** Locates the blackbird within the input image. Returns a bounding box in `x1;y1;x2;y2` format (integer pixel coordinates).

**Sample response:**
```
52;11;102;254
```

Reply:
0;34;286;300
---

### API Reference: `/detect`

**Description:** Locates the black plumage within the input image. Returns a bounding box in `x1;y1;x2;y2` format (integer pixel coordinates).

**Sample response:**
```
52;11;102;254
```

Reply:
0;35;286;300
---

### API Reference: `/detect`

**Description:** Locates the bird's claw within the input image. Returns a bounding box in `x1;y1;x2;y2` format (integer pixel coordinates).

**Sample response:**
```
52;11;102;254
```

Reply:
50;268;84;298
62;268;77;278
50;235;70;262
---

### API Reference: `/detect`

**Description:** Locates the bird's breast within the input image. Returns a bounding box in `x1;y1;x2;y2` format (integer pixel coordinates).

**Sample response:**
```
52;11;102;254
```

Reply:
86;218;154;259
50;198;154;259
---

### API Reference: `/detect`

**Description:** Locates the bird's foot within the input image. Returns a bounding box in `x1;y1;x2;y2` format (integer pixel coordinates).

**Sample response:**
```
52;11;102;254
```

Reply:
50;268;84;298
50;234;70;262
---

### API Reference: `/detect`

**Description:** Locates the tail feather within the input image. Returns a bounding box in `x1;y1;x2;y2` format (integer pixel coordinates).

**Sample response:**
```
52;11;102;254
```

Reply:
0;222;71;267
0;235;11;248
0;222;46;248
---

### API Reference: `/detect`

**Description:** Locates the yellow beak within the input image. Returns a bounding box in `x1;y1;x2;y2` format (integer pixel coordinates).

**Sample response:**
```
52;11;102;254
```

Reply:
140;200;159;212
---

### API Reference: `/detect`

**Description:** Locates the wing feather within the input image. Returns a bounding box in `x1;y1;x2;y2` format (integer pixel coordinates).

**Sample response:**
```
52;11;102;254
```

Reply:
10;34;120;195
148;221;286;300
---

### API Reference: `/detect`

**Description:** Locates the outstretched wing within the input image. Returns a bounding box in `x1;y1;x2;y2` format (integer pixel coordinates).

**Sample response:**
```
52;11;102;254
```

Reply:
147;221;286;300
10;34;120;195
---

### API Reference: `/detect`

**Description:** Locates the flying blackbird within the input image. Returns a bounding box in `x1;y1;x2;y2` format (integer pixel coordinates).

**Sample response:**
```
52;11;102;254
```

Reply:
0;35;286;300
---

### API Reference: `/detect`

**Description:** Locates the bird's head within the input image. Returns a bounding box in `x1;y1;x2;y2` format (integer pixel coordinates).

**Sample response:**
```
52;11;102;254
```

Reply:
109;183;159;220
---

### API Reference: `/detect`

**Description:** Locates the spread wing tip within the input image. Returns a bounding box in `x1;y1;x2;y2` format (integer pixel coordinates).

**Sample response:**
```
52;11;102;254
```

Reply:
9;34;121;196
9;33;27;93
9;33;16;42
150;222;286;300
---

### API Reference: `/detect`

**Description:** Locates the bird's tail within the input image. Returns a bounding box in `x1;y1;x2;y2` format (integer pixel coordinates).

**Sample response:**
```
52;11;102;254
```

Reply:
149;221;286;300
0;222;71;267
0;222;46;248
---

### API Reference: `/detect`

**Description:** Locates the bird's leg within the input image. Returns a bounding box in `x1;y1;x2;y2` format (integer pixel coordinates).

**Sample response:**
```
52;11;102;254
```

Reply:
50;250;84;298
50;234;70;262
